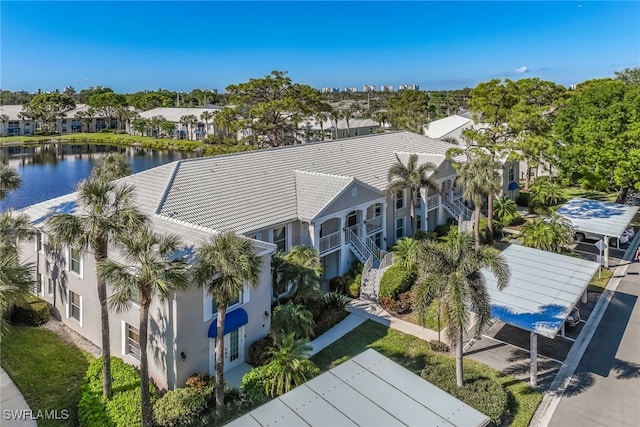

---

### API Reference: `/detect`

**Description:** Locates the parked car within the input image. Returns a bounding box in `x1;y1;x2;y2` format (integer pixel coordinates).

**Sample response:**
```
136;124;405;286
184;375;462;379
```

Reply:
566;307;581;327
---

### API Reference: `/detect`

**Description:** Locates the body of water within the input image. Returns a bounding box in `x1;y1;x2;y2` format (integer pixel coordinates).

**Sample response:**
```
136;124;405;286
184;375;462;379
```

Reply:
0;143;199;212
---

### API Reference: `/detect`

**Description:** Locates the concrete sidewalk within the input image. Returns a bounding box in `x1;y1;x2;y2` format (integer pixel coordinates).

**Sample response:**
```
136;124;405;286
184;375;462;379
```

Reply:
308;314;367;356
347;298;441;342
0;367;37;427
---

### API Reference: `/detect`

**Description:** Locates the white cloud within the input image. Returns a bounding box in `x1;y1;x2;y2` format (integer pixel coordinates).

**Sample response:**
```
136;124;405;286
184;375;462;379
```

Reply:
515;66;528;74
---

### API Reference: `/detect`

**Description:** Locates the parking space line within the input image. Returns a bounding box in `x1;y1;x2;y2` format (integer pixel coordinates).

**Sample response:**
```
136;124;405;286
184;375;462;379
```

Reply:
480;334;565;365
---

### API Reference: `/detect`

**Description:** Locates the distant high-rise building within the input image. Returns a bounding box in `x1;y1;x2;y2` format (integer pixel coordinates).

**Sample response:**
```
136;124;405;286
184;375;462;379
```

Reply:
362;84;377;92
342;87;358;93
398;84;420;91
210;89;218;94
379;85;394;92
321;87;340;93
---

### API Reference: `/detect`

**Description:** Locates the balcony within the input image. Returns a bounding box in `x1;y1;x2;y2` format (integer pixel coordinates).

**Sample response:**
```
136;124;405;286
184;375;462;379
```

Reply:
453;186;464;199
426;194;440;210
365;216;383;234
319;230;341;254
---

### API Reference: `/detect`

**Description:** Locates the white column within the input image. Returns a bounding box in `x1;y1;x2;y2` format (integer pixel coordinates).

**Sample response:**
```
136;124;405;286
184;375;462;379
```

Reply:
309;222;319;249
604;236;610;268
581;290;588;304
381;202;388;250
530;332;538;387
360;208;367;238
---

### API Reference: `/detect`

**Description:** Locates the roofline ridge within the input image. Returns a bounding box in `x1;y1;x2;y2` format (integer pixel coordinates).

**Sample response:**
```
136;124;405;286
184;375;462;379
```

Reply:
155;162;183;214
293;169;354;180
393;150;446;157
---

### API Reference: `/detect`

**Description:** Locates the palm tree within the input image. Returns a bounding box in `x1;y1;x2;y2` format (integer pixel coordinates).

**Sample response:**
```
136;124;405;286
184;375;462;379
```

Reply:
192;232;263;413
180;114;198;141
0;247;33;337
340;109;352;137
456;154;501;248
412;231;510;386
0;212;33;249
200;111;216;138
493;196;519;227
392;237;418;271
529;179;564;211
284;246;322;304
330;110;340;139
314;111;330;141
265;333;317;397
90;153;132;182
46;178;147;398
0;165;22;200
387;153;438;236
271;301;315;340
521;214;573;253
99;229;189;427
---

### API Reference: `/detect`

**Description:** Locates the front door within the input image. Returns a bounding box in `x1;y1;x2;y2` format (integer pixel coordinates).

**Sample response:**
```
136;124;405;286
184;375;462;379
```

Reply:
209;327;245;375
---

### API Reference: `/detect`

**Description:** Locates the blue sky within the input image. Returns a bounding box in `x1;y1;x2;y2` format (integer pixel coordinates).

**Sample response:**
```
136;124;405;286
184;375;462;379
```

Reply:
2;1;639;93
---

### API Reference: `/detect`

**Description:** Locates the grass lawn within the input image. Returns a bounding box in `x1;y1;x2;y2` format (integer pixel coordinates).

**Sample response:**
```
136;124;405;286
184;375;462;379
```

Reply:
560;187;618;203
311;320;541;427
588;268;614;293
0;326;94;427
399;301;443;331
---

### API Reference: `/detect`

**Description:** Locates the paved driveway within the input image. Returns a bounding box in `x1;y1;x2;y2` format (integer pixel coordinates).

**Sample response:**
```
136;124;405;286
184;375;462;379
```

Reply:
548;261;640;427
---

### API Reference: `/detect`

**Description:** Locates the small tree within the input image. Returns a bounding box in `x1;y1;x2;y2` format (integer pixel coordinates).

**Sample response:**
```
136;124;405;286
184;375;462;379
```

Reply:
265;333;318;397
271;302;315;340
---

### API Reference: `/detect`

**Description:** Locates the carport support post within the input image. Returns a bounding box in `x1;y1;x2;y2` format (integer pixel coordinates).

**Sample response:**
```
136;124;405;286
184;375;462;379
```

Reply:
604;236;610;268
530;332;538;387
582;290;588;304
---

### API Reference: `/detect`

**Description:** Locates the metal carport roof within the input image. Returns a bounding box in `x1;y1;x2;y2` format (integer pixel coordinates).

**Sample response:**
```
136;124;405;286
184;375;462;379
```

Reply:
483;244;600;339
226;349;490;427
557;197;639;238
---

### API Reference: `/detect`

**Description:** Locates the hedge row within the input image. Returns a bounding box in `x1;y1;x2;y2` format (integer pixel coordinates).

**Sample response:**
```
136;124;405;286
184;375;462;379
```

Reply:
378;264;415;300
11;294;50;326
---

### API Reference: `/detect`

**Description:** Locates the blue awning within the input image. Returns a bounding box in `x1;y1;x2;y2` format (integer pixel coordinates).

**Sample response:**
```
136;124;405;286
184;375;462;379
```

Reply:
207;308;248;338
508;181;520;191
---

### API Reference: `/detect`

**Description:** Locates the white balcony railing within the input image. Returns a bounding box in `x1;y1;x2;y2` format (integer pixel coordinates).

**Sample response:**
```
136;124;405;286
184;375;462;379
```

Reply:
426;194;440;210
365;216;383;234
319;230;341;254
453;186;464;198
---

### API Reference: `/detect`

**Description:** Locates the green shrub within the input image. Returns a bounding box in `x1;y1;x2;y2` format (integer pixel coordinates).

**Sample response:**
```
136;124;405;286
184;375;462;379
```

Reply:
322;292;348;311
347;273;361;298
379;291;413;314
153;386;212;427
378;264;415;299
241;366;271;405
428;340;450;353
185;373;215;390
434;224;452;237
313;308;348;337
329;276;347;294
415;230;438;241
78;357;156;427
421;364;509;425
247;335;274;367
11;294;50;326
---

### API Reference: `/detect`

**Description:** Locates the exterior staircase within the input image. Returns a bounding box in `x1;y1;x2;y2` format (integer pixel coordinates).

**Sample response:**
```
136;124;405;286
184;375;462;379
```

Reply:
344;227;394;301
443;195;476;233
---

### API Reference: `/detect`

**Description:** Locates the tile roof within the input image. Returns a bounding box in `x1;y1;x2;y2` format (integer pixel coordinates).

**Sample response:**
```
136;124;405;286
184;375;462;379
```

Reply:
294;170;353;221
158;131;458;233
423;115;473;139
22;131;459;237
0;105;28;121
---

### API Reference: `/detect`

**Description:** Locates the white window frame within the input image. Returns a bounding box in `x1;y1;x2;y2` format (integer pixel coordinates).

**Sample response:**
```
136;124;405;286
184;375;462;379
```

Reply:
47;277;53;295
396;217;404;239
35;231;43;253
396;190;405;210
67;290;83;327
121;322;140;360
203;285;249;322
67;247;83;278
272;225;288;253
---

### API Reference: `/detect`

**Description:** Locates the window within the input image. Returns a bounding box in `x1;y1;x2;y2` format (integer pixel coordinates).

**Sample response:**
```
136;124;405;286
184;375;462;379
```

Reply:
69;248;81;275
396;190;404;210
508;166;515;182
417;215;423;231
396;218;404;239
69;291;81;323
212;292;241;317
273;226;286;252
36;274;43;295
48;278;53;295
126;324;141;360
374;203;382;217
35;231;42;252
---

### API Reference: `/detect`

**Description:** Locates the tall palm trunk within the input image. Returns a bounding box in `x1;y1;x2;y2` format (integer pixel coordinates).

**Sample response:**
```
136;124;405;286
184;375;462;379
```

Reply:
409;189;417;236
524;161;531;191
473;201;481;249
139;289;153;427
455;333;464;387
215;302;228;413
95;237;112;398
487;193;494;243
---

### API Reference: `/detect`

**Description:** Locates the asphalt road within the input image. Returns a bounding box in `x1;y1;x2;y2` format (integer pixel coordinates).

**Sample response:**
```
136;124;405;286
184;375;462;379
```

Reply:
549;261;640;427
